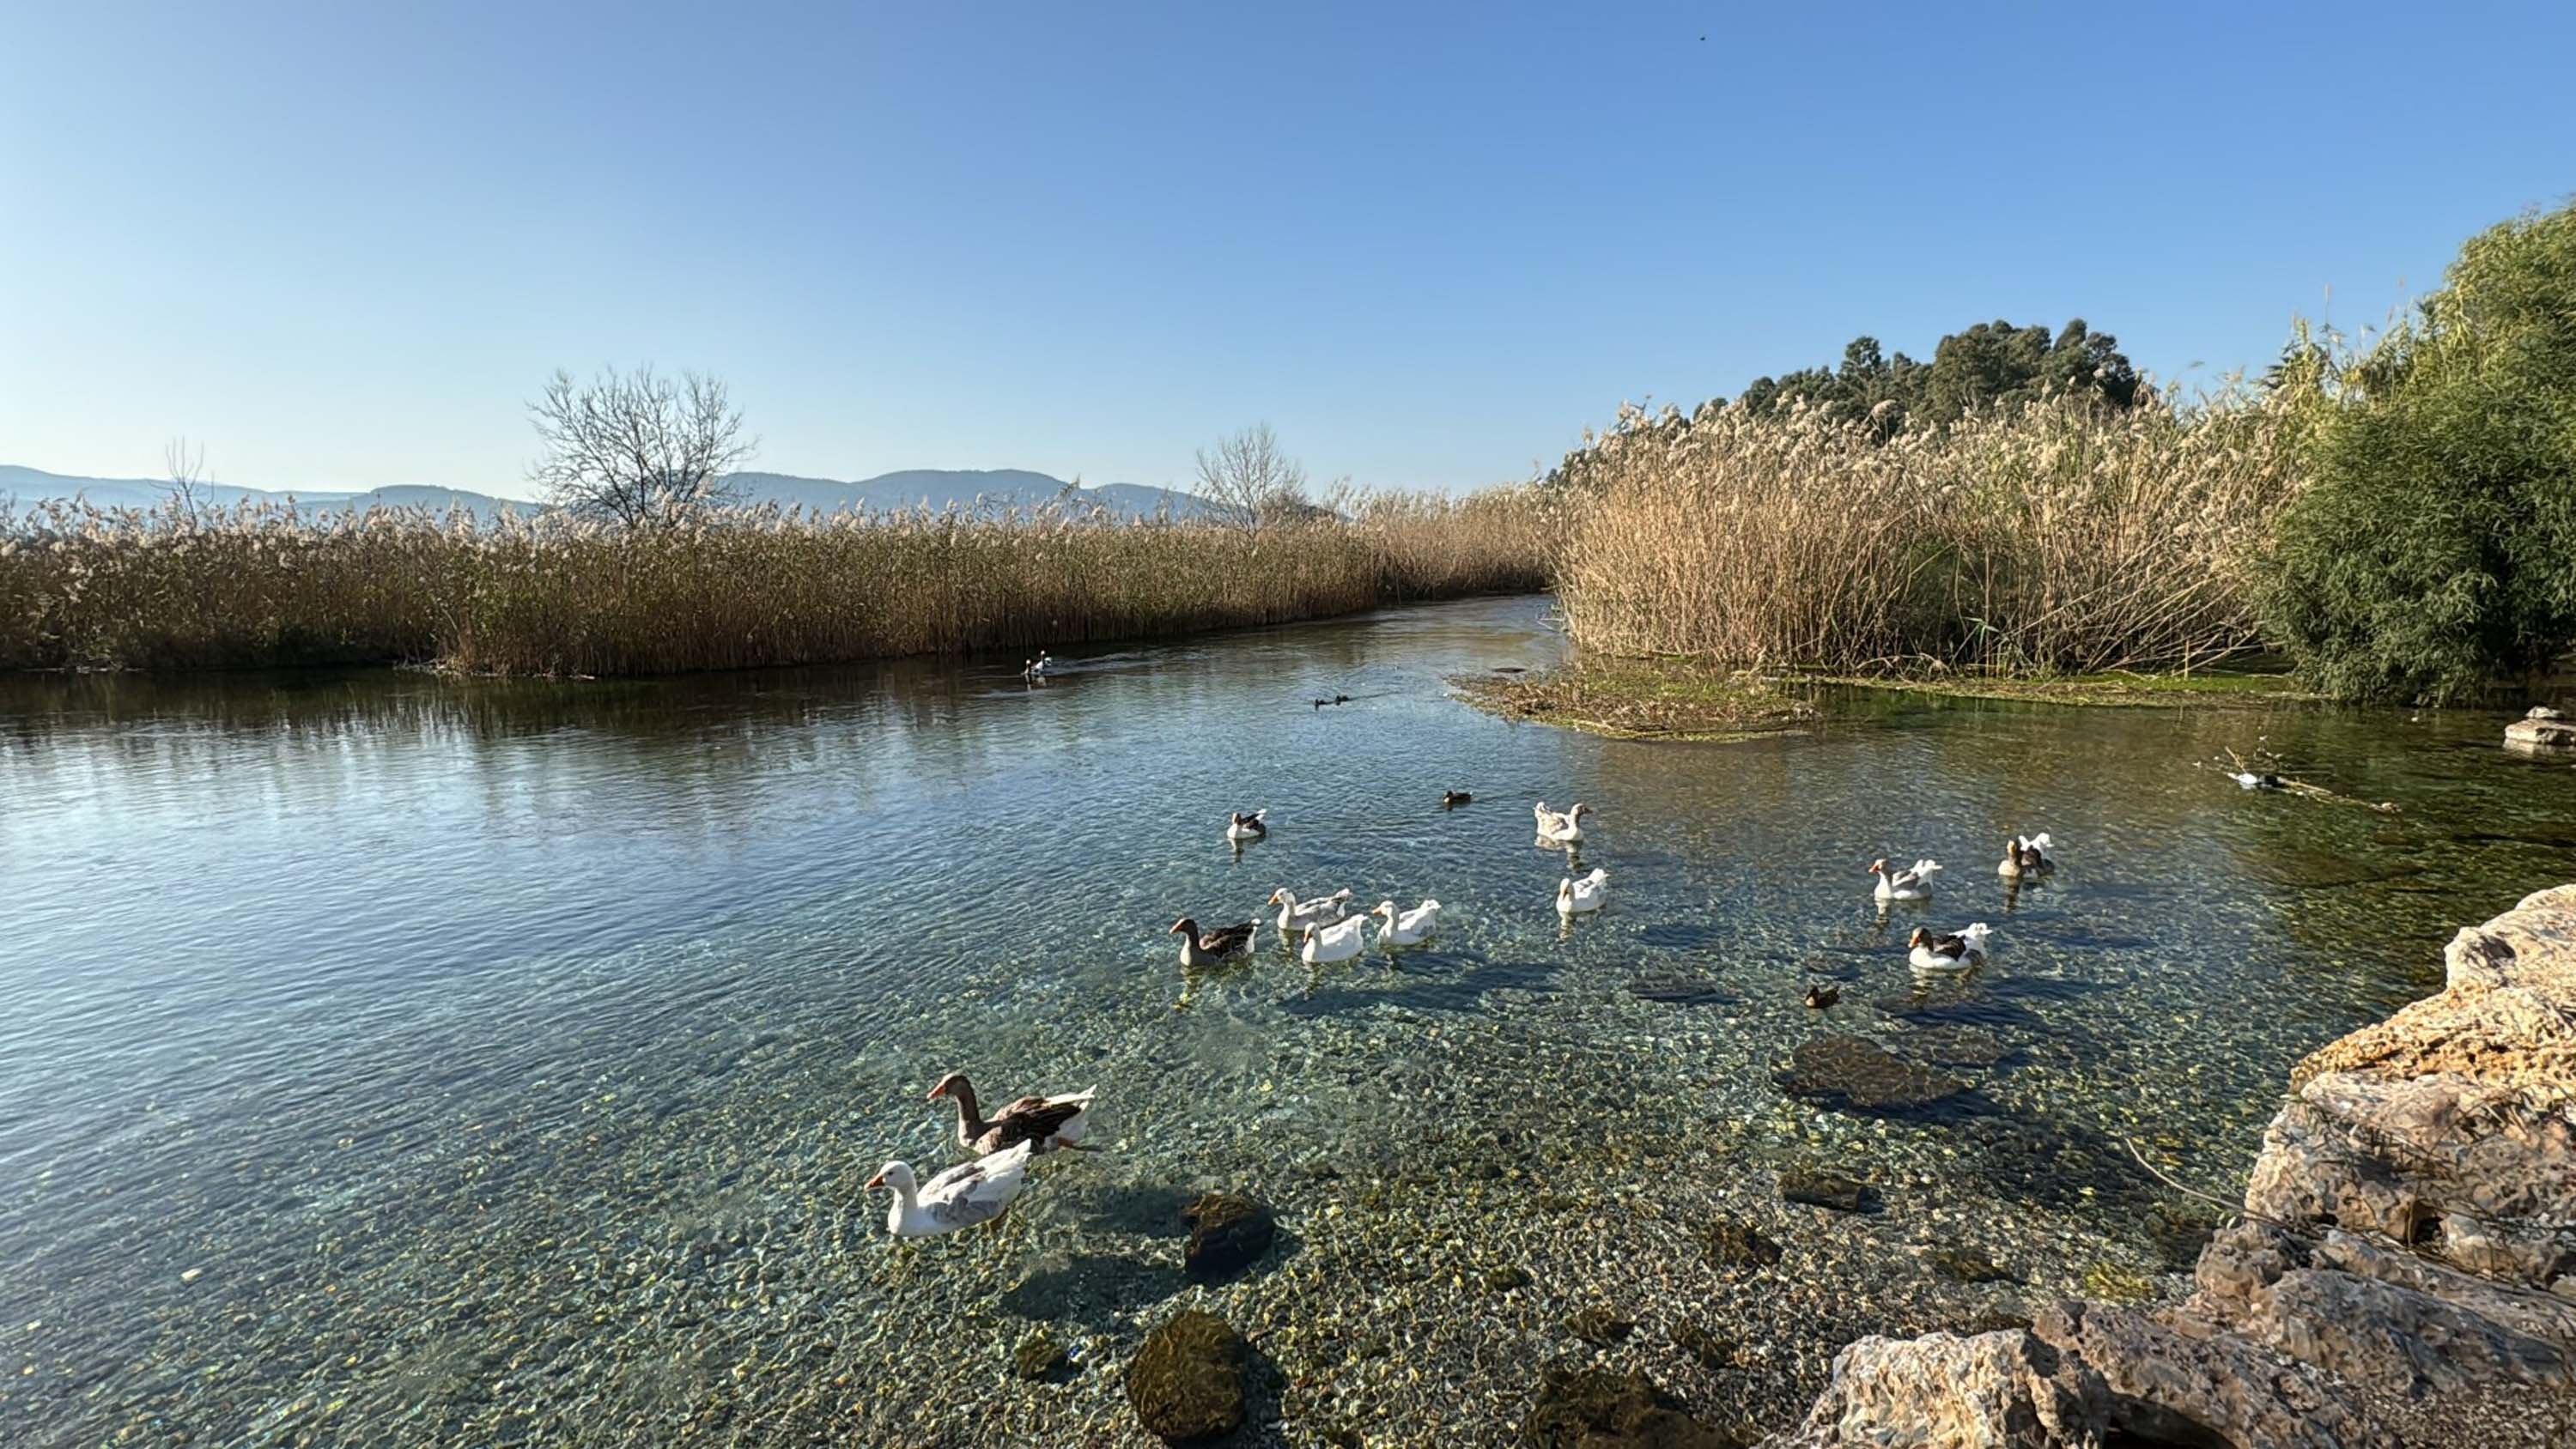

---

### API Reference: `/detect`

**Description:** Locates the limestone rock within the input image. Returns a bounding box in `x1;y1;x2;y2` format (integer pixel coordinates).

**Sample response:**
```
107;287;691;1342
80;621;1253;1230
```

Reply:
2249;1266;2568;1394
1778;1328;2102;1448
2245;888;2576;1288
2033;1300;2359;1449
1126;1310;1243;1444
1777;882;2576;1449
2506;706;2575;748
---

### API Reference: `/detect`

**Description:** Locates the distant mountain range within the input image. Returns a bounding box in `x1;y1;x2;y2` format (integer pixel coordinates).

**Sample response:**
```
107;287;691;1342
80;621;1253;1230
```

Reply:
0;464;1224;522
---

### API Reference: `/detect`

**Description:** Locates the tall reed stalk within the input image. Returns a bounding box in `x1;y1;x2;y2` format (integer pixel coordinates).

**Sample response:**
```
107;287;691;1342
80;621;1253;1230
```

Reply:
0;490;1556;676
1552;391;2305;675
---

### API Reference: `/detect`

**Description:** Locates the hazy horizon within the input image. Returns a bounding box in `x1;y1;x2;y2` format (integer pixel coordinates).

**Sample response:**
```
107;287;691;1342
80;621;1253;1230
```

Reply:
6;2;2574;496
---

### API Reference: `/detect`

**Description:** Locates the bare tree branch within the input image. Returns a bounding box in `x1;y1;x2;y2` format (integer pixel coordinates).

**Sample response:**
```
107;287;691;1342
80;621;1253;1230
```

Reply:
528;366;756;527
1193;422;1309;532
161;437;209;521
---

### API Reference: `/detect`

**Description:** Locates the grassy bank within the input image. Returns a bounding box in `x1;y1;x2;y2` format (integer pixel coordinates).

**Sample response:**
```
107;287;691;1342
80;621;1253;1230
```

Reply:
1455;658;1818;740
0;490;1554;676
1456;657;2309;742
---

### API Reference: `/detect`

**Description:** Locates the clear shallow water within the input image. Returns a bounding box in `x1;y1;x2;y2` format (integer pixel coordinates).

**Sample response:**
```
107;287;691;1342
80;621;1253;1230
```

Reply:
3;595;2572;1446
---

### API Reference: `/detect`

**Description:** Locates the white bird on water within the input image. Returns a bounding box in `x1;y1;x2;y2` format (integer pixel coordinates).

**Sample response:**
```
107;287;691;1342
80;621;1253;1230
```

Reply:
1268;888;1353;937
1534;802;1591;844
1908;923;1994;972
1869;858;1942;901
1372;898;1441;945
867;1140;1035;1238
1557;868;1608;915
1301;912;1370;964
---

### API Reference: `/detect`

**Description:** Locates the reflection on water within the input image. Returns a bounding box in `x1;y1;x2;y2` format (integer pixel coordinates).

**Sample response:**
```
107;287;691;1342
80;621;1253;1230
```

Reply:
2;595;2571;1446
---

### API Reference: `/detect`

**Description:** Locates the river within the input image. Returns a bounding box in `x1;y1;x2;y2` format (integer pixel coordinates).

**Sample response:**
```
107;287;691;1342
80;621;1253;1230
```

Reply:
3;595;2571;1446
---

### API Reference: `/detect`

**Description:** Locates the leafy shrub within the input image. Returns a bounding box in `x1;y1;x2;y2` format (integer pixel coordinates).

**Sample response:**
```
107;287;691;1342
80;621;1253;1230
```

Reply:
2263;200;2576;701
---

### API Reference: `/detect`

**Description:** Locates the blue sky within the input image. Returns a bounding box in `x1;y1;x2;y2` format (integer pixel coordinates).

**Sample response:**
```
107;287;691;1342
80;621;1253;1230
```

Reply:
4;2;2573;499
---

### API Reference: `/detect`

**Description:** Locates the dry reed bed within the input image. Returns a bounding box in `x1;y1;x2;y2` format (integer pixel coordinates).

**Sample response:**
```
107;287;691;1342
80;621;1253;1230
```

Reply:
1553;391;2306;675
0;491;1554;676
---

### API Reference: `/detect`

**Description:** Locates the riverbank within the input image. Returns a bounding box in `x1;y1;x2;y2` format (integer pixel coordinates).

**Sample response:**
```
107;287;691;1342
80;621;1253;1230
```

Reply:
0;492;1552;676
1774;882;2576;1448
1456;656;2310;741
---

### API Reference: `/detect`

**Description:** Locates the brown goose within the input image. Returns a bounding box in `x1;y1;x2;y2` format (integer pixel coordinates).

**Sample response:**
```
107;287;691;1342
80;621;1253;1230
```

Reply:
927;1073;1095;1155
1170;917;1259;969
1997;834;2056;879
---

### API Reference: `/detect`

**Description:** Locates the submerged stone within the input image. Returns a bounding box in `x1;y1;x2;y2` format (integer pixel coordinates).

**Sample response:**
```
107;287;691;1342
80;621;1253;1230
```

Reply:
1926;1245;2014;1283
1182;1191;1275;1282
1900;1023;2010;1067
1012;1331;1071;1382
1673;1321;1732;1372
1566;1307;1636;1345
1779;1167;1873;1214
1697;1215;1783;1268
1483;1264;1534;1293
1127;1310;1244;1443
1780;1035;1969;1113
1521;1367;1736;1448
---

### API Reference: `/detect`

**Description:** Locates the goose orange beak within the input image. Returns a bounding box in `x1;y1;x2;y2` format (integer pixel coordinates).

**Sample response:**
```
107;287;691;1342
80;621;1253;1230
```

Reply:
865;1171;885;1191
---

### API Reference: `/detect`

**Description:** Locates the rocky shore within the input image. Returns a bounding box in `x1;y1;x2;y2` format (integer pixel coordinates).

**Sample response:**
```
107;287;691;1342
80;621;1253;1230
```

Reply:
2506;706;2575;750
1769;883;2576;1448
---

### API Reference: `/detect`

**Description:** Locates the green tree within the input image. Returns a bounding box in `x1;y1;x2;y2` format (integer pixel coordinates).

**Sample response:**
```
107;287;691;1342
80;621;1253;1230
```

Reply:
1734;320;2134;433
2263;201;2576;701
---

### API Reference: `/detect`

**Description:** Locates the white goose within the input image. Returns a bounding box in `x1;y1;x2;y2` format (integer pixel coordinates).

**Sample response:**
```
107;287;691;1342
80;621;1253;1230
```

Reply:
1534;801;1592;843
1371;898;1441;946
1908;923;1994;972
1557;867;1608;915
1268;888;1353;937
1869;858;1942;901
1301;912;1370;964
867;1140;1034;1238
1997;834;2057;878
1226;809;1268;842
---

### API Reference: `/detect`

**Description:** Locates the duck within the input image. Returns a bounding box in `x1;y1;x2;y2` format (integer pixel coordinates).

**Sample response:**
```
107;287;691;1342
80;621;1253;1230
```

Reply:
1534;801;1592;843
1301;912;1370;964
1868;858;1942;901
1441;790;1473;809
867;1140;1034;1237
1372;898;1441;945
1268;888;1353;937
1170;917;1258;969
927;1073;1094;1155
1557;867;1608;915
2230;772;2284;791
1803;982;1842;1009
1907;923;1993;971
1226;809;1268;842
1996;834;2056;878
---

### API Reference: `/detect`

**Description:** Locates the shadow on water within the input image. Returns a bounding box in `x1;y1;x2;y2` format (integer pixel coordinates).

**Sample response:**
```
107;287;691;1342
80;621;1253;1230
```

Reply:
1279;955;1563;1018
999;1252;1184;1327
